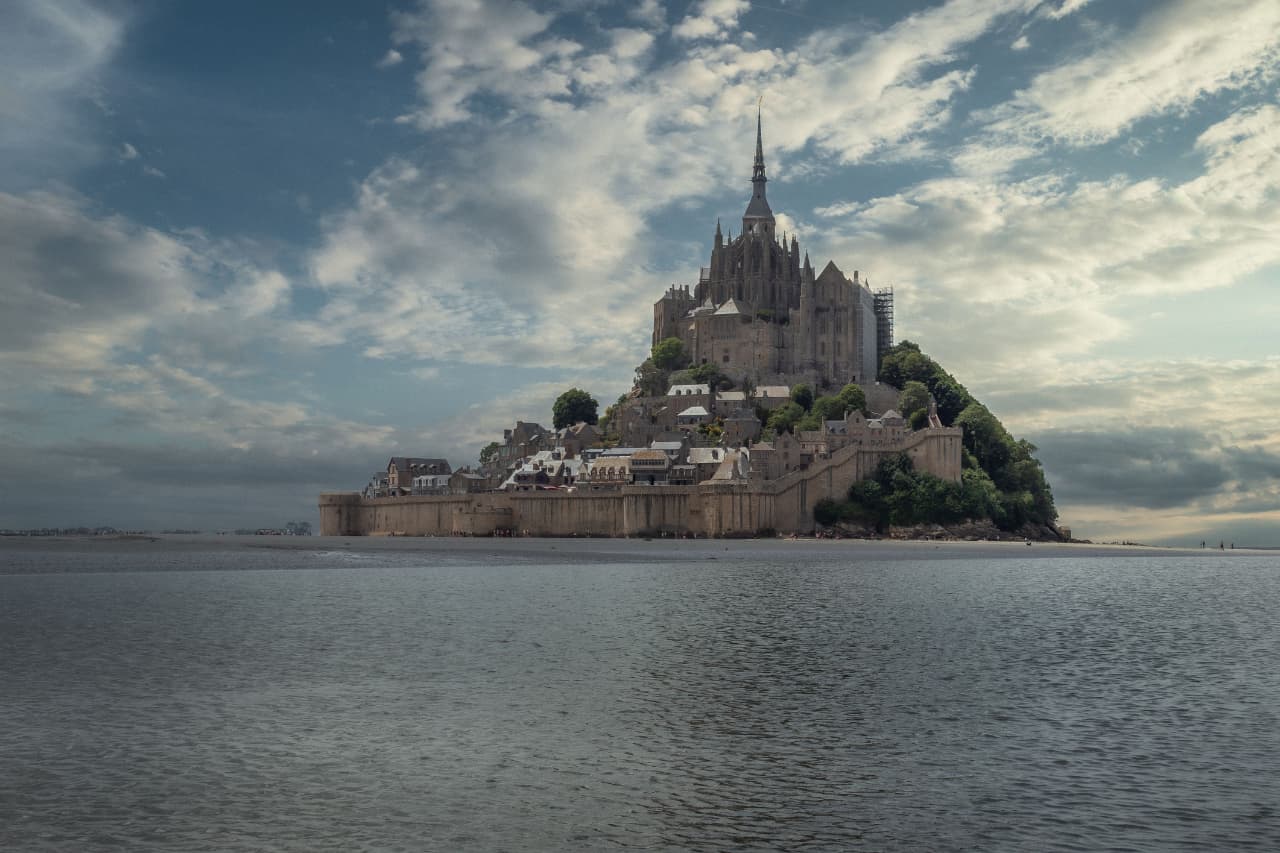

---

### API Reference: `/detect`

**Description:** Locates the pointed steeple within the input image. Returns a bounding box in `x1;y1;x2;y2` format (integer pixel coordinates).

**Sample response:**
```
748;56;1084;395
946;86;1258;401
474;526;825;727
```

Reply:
752;104;767;184
743;99;775;234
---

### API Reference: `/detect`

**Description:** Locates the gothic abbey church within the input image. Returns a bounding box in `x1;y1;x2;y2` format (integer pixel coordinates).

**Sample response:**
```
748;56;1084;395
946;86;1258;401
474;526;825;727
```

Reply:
652;113;894;388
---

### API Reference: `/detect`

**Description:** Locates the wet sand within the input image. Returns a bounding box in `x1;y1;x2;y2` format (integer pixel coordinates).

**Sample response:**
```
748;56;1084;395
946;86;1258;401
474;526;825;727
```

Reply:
2;533;1270;563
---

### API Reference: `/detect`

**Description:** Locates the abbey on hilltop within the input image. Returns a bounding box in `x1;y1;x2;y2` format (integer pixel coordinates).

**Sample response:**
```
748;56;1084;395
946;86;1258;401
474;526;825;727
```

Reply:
653;110;894;389
319;111;986;540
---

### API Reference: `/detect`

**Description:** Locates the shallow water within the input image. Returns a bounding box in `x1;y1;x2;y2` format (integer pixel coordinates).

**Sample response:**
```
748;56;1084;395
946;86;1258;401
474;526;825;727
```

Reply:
2;538;1278;851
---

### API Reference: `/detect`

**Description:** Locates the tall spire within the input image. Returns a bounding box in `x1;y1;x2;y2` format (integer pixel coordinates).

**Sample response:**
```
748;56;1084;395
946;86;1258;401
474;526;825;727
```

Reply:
743;97;775;231
752;101;767;184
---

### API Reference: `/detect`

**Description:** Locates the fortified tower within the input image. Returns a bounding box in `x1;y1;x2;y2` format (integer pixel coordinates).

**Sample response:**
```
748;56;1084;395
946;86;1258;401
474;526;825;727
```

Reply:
653;110;893;388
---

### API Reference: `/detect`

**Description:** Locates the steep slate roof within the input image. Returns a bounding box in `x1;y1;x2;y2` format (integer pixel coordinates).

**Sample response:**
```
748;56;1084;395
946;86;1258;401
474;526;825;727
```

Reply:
667;384;710;396
691;295;716;316
816;260;846;285
714;297;748;316
388;457;452;475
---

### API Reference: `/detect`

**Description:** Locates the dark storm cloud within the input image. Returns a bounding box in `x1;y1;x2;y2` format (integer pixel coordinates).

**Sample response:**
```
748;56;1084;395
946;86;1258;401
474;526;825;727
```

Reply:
1034;427;1280;510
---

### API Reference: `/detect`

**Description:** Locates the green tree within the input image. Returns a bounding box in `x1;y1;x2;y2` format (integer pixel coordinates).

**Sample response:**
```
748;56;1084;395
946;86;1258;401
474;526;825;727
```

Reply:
597;394;629;443
846;479;887;528
810;395;846;422
651;337;690;372
879;342;981;427
794;411;823;432
634;358;668;397
813;498;846;526
813;343;1062;533
688;362;733;389
878;340;923;387
959;467;1001;520
930;377;968;425
836;383;867;415
552;388;599;429
898;380;931;425
791;383;814;411
955;403;1012;477
478;441;500;465
765;401;805;434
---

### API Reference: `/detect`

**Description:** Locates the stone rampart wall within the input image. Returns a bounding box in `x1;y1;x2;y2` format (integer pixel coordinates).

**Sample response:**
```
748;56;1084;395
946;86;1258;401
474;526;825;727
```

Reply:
320;426;962;537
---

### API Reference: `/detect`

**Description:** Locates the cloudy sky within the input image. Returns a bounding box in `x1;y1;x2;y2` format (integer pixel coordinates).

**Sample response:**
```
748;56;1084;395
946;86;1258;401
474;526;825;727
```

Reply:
2;0;1277;544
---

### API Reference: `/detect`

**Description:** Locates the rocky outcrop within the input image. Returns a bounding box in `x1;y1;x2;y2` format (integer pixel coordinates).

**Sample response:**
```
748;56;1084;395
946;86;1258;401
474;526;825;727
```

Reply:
824;519;1069;542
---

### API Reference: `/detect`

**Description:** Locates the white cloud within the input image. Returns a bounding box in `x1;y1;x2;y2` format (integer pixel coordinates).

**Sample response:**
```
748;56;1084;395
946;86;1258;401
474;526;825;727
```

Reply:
0;190;202;373
377;48;403;68
630;0;666;28
303;0;1053;378
1011;35;1029;51
0;0;124;182
0;189;305;395
142;164;166;178
733;0;1042;165
0;187;401;519
811;103;1280;379
1043;0;1092;19
986;0;1280;147
119;141;139;160
233;270;291;317
390;0;569;129
672;0;749;41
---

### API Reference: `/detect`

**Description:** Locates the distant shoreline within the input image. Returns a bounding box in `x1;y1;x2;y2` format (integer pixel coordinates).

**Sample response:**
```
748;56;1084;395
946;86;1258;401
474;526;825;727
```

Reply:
2;533;1272;561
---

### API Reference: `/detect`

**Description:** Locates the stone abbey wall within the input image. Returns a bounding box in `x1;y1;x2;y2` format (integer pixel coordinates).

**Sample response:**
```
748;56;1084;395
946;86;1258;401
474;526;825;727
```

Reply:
320;426;961;538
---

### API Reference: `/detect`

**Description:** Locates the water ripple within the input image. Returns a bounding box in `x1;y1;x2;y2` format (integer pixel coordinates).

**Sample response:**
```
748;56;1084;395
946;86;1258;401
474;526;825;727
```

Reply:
2;545;1278;850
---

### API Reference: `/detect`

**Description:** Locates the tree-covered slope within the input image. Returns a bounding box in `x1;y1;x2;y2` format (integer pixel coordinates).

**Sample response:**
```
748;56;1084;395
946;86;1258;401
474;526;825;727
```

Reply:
817;341;1059;535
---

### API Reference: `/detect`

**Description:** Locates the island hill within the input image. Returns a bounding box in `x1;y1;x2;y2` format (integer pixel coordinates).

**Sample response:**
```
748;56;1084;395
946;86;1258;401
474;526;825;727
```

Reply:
320;115;1062;540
